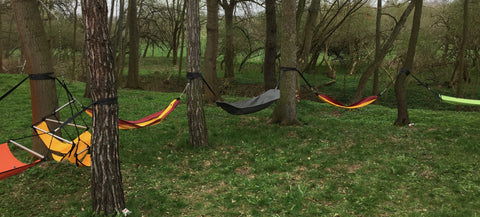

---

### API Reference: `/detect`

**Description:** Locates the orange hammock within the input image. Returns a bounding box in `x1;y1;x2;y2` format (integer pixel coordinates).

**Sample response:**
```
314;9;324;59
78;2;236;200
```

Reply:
289;67;400;109
317;94;378;109
85;98;180;130
0;142;43;180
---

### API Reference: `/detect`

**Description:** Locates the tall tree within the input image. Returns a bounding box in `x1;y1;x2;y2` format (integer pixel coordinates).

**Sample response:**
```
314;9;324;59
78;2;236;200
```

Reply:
394;0;423;126
186;0;209;147
203;0;220;103
298;0;320;72
219;0;236;78
126;0;140;88
82;0;125;214
263;0;277;90
450;0;469;105
12;0;58;156
372;0;382;99
351;1;415;103
270;0;300;126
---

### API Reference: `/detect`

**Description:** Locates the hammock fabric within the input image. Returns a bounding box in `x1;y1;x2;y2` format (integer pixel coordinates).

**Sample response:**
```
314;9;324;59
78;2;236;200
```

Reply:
0;143;41;180
216;89;280;115
34;121;91;167
317;94;378;109
407;70;480;107
85;98;180;130
440;94;480;106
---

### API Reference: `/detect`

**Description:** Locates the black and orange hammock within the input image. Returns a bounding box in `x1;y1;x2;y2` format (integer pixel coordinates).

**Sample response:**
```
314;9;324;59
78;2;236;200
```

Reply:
283;67;401;109
0;140;45;181
85;98;180;130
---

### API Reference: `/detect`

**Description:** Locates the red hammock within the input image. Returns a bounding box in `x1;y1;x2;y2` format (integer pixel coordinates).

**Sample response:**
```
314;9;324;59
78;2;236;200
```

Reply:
0;143;42;180
317;94;378;109
85;98;180;130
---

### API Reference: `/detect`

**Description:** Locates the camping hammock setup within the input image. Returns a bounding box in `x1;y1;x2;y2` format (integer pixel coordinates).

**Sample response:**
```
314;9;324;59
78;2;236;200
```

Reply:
1;73;92;168
85;98;180;130
0;141;45;181
287;67;402;109
215;73;282;115
406;69;480;106
216;89;280;115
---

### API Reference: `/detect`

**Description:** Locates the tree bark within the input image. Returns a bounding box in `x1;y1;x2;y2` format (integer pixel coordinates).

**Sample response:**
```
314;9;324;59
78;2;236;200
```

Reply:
12;0;58;156
203;0;220;103
222;2;235;78
394;0;422;126
126;0;140;89
187;0;209;147
270;0;300;126
351;1;414;103
298;0;320;72
83;0;125;215
450;0;469;109
372;0;382;99
264;0;277;90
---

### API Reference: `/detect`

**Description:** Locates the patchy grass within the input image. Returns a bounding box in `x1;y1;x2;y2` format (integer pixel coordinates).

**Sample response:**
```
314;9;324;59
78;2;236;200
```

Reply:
1;70;480;216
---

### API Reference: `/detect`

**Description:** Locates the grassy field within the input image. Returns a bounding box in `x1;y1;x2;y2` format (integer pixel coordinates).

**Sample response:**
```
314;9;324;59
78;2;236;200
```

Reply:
0;63;479;216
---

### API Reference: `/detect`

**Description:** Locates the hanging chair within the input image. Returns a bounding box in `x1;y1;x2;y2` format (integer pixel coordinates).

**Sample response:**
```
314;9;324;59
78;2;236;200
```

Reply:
0;141;44;180
33;121;91;167
216;89;281;115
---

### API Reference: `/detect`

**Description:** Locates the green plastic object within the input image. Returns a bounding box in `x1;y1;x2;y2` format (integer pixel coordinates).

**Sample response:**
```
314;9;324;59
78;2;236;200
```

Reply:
440;94;480;106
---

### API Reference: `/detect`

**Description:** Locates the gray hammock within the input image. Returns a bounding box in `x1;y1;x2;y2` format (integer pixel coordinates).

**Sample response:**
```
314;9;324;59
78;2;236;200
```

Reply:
216;89;280;115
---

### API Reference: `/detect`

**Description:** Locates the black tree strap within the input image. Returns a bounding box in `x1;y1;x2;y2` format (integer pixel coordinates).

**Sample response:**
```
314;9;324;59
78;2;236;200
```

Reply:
29;72;56;80
186;72;202;80
0;72;56;102
0;76;29;102
377;68;407;97
187;72;217;97
281;67;317;93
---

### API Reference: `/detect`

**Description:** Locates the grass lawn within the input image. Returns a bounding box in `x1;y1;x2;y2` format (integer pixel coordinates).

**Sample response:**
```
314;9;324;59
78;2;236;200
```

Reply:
0;67;479;216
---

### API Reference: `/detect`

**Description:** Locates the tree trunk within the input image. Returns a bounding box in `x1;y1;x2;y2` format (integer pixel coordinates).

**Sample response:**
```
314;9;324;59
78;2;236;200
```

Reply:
126;0;140;89
203;0;220;103
12;0;58;156
187;0;209;147
264;0;277;90
298;0;320;72
223;2;235;78
295;0;306;36
450;0;469;110
394;0;422;126
72;0;79;80
82;0;125;215
372;0;382;99
351;1;414;103
112;0;125;88
270;0;300;126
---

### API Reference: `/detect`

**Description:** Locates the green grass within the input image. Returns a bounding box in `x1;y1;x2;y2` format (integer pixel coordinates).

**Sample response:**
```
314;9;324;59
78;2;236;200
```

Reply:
1;68;480;216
